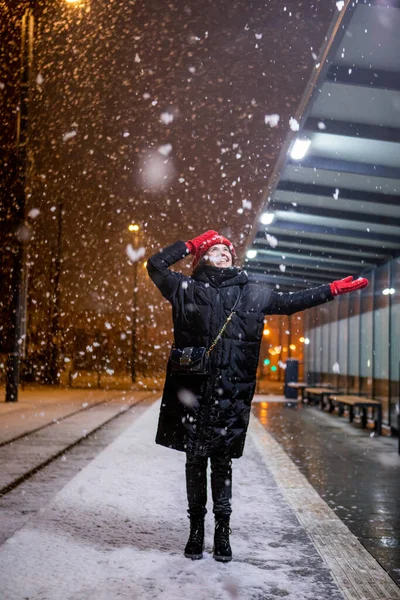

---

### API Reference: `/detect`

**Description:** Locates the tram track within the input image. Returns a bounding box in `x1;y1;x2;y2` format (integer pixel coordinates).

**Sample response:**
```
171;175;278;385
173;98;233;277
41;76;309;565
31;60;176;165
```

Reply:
0;394;125;448
0;391;156;498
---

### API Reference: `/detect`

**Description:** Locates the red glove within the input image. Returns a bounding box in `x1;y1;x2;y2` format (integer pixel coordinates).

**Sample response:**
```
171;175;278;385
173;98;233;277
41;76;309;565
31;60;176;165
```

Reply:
330;276;369;296
186;230;219;254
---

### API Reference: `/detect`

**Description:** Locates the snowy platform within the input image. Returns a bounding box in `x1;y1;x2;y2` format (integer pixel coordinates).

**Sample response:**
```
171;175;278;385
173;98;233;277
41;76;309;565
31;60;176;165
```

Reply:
0;401;398;600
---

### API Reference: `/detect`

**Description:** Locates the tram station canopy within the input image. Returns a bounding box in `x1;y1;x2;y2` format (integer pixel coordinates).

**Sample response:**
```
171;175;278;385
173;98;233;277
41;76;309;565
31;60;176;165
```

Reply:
245;0;400;291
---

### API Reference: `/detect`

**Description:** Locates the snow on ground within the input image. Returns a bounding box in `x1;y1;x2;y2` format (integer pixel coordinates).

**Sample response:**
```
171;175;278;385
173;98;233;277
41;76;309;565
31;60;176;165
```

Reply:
0;401;343;600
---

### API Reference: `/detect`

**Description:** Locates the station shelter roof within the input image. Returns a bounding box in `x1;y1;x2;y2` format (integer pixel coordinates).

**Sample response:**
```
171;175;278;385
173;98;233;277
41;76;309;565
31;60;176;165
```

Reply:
244;0;400;291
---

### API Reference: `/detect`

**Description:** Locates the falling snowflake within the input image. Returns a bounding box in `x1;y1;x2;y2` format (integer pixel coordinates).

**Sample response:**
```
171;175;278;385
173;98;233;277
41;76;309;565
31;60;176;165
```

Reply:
264;114;280;128
333;188;340;200
279;264;286;272
266;234;278;248
62;130;77;142
160;111;174;125
289;117;300;132
317;121;326;130
242;199;252;210
332;362;340;374
36;73;44;85
336;1;345;11
177;388;198;408
158;143;173;156
134;53;141;63
137;150;176;190
126;245;146;263
28;208;40;219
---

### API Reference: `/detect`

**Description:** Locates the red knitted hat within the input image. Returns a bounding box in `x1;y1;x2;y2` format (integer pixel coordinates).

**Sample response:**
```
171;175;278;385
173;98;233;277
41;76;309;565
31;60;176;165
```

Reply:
192;231;237;270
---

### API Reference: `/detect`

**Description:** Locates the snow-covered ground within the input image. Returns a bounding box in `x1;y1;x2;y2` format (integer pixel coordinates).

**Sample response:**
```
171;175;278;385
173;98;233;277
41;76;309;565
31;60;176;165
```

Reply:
0;401;343;600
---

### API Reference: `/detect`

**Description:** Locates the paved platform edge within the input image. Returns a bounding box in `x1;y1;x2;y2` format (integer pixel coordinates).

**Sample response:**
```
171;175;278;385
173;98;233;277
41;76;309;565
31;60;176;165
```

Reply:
249;415;400;600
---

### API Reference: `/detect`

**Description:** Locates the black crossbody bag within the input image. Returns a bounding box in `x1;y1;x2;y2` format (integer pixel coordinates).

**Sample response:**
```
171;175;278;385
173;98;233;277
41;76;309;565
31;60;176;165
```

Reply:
169;291;241;376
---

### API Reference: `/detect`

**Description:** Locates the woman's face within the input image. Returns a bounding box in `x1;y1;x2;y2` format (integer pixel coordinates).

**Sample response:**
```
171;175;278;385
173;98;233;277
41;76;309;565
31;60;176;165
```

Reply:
205;244;233;268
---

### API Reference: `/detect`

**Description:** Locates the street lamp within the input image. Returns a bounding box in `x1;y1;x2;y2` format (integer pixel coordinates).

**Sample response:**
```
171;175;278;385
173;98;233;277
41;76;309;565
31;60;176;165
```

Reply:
128;223;141;383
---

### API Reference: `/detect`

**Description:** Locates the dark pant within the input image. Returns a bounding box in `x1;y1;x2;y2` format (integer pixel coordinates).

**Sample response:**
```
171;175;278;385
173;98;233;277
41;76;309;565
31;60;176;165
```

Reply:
185;455;232;519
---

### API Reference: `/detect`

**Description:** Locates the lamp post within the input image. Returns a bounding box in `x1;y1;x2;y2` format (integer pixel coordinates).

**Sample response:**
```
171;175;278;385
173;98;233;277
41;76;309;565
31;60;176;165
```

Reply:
128;223;140;383
46;199;63;384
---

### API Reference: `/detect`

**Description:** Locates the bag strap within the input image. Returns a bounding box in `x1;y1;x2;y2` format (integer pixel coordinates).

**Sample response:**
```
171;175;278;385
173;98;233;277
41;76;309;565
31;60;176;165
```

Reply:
207;289;242;355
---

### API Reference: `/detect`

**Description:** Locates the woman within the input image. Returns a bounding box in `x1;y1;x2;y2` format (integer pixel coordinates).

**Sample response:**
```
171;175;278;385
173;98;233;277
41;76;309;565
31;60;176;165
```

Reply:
147;230;368;562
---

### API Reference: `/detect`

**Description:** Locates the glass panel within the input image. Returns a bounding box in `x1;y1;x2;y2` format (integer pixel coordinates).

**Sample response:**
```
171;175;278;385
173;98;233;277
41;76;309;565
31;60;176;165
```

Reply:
338;317;349;391
373;264;390;423
348;312;360;393
315;325;322;376
390;258;400;429
329;300;339;385
309;320;316;383
321;323;330;375
360;282;373;397
348;290;361;394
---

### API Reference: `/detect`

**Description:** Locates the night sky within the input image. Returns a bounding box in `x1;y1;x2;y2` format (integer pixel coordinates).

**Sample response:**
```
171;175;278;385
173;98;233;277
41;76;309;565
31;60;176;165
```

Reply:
13;0;335;352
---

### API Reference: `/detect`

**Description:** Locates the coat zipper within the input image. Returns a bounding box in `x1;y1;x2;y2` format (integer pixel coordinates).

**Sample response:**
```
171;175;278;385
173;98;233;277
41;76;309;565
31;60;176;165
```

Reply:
194;288;221;454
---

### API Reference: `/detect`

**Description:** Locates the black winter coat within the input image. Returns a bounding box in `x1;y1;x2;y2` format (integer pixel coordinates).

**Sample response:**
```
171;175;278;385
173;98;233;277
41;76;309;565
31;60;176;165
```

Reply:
147;241;334;459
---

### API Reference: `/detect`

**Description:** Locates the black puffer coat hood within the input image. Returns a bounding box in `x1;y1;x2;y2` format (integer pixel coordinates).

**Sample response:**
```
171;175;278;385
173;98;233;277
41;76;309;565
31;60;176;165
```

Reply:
147;241;333;458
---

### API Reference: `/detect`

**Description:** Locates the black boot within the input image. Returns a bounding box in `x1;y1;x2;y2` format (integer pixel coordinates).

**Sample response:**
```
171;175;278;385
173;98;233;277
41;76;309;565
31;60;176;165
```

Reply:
213;517;232;562
184;517;204;560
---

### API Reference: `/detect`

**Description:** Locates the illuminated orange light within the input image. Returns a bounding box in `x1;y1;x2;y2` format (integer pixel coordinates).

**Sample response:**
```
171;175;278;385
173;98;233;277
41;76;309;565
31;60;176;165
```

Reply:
289;344;296;350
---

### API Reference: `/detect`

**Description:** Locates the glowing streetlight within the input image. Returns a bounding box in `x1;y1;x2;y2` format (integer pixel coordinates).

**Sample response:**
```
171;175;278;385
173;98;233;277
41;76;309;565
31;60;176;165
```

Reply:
290;137;311;160
263;328;270;336
128;223;141;383
260;212;275;225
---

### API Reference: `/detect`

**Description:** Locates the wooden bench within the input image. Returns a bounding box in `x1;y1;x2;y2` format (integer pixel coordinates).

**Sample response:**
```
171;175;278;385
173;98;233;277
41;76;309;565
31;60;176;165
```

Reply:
329;394;382;435
304;387;341;409
287;382;308;402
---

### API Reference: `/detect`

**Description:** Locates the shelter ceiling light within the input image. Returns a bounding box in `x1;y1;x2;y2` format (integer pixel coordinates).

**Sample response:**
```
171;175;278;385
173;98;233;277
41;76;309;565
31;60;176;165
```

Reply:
290;137;311;160
382;288;395;295
260;212;275;225
246;249;257;259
